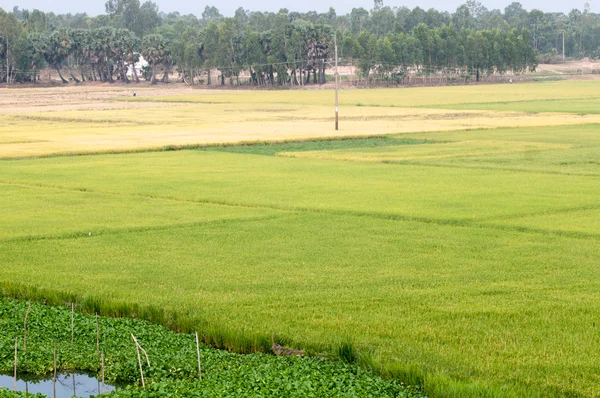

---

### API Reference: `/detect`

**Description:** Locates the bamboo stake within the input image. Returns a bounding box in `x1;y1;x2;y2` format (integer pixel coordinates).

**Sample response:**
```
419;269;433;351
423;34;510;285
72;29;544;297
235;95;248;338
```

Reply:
135;343;144;387
14;337;18;392
195;332;202;380
96;314;99;354
53;347;57;398
139;345;150;366
71;303;74;345
131;334;146;388
23;301;31;352
134;336;150;367
101;352;105;394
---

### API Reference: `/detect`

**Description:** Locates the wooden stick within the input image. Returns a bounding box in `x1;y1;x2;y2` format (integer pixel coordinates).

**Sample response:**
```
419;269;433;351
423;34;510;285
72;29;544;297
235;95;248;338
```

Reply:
140;344;150;367
14;337;18;392
195;332;202;380
101;352;105;394
131;334;150;367
53;347;57;398
71;303;74;345
96;314;99;354
23;301;31;352
131;334;145;388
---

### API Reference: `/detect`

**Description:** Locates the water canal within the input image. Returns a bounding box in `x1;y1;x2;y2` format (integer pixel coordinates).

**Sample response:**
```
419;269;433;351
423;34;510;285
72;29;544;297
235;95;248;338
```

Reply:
0;373;117;397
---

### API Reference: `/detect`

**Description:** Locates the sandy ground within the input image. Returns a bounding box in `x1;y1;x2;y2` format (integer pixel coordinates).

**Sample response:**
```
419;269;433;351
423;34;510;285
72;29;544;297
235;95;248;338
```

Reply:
0;85;235;109
536;59;600;75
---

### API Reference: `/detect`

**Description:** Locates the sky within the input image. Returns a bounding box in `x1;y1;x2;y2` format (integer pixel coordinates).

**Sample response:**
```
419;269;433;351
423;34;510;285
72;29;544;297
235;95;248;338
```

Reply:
0;0;596;19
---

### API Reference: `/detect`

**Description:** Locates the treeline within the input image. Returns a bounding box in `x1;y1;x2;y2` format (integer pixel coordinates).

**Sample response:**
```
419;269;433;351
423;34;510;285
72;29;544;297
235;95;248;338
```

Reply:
2;0;594;85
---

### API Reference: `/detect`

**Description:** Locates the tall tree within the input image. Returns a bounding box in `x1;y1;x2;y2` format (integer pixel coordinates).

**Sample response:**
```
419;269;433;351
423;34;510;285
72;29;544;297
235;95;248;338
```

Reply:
141;33;166;84
42;30;72;83
202;20;219;84
216;18;242;85
0;9;21;83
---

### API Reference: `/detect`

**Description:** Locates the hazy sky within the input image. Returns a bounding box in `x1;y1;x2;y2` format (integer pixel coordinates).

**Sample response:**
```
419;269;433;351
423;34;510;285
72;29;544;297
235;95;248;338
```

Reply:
0;0;596;19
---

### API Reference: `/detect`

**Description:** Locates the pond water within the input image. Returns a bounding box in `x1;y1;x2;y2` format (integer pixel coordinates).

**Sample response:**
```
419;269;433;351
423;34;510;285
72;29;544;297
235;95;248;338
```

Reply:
0;372;117;397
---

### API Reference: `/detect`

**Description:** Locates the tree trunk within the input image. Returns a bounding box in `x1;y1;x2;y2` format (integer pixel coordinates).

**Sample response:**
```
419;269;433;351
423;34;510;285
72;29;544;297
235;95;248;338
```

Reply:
151;65;156;84
320;63;326;84
56;67;69;84
69;71;81;83
318;63;322;84
132;66;140;83
249;66;255;85
207;69;211;85
121;64;129;83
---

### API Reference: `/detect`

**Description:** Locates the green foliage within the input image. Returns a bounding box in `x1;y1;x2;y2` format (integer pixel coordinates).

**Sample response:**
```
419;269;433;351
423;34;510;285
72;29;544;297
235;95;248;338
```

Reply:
6;1;600;87
0;299;421;397
0;8;22;83
141;33;167;84
0;3;551;87
0;388;44;397
105;0;159;38
11;33;45;82
40;30;71;83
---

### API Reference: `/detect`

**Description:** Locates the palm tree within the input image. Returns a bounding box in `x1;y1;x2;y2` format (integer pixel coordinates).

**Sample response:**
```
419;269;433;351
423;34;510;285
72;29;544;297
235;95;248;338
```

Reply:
42;30;72;83
142;33;166;84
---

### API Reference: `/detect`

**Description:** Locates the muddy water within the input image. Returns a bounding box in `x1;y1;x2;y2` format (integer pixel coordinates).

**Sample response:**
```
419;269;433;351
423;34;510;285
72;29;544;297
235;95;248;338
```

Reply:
0;372;117;397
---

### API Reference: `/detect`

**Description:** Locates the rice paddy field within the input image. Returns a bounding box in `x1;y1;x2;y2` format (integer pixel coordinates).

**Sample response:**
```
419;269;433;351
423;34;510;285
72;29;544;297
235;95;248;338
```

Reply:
1;80;600;397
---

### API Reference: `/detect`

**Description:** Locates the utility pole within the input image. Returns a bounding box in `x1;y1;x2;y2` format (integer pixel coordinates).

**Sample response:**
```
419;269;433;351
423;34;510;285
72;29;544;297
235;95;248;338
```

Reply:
334;33;339;131
6;37;9;85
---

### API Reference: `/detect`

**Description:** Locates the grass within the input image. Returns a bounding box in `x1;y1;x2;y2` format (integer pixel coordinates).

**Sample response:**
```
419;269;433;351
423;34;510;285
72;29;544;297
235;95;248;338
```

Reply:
273;124;600;177
278;139;571;162
1;81;600;397
0;183;281;240
121;80;600;108
1;211;599;396
2;150;599;221
1;146;600;396
432;97;600;114
202;136;436;156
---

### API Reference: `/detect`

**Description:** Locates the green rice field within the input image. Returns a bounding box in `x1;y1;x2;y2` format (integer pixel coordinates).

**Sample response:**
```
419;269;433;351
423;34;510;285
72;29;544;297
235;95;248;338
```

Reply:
1;80;600;397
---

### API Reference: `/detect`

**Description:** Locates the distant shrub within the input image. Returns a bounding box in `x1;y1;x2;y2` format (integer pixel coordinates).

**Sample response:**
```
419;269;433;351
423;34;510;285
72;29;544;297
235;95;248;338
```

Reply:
539;54;566;64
